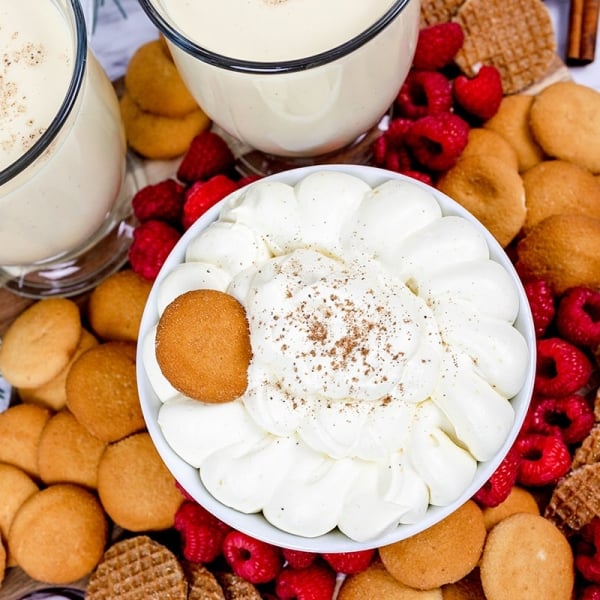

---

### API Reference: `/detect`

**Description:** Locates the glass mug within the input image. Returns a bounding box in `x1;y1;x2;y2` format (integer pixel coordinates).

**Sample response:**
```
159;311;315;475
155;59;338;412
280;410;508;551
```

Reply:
137;0;420;170
0;0;135;298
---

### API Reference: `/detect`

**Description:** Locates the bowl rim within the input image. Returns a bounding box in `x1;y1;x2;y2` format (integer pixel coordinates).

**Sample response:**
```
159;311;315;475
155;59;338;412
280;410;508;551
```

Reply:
136;164;536;552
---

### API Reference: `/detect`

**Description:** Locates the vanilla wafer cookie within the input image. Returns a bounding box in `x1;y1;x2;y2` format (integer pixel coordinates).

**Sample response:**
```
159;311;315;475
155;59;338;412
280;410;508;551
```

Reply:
572;424;600;469
595;387;600;421
544;463;600;535
216;572;262;600
453;0;556;94
420;0;464;26
86;535;188;600
184;562;226;600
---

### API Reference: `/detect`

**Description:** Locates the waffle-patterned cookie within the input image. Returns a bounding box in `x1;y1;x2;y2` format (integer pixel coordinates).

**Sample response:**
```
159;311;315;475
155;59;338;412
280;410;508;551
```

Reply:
184;562;226;600
544;463;600;535
453;0;556;94
86;535;188;600
572;424;600;469
420;0;465;26
216;572;262;600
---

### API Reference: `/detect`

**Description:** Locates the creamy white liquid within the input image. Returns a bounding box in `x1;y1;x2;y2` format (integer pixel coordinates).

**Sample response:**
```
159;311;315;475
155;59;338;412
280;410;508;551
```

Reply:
0;0;127;266
156;0;397;61
0;1;72;170
152;0;421;156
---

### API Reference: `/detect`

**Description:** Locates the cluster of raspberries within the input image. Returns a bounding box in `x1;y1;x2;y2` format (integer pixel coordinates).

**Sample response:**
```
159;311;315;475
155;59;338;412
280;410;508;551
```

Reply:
128;130;259;280
371;22;503;184
474;282;597;510
173;486;375;600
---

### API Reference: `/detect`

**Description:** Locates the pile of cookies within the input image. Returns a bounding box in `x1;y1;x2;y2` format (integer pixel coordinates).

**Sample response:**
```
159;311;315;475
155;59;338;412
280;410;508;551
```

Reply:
0;270;183;586
436;78;600;296
119;37;211;160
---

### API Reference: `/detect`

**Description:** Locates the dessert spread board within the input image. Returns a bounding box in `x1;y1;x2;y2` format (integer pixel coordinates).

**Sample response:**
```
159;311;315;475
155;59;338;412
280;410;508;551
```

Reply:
0;0;598;597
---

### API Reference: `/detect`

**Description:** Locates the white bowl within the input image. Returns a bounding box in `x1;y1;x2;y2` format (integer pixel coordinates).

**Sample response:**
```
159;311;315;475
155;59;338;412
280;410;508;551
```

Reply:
137;164;536;552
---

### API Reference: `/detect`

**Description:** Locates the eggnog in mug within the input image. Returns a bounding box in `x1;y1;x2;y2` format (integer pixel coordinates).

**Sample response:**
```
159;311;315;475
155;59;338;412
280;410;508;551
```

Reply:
139;0;420;156
0;0;128;286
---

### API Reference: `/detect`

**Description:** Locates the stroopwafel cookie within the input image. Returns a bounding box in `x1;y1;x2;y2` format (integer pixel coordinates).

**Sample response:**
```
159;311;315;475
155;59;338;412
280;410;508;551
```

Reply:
544;462;600;535
453;0;556;94
420;0;465;26
216;572;262;600
184;562;226;600
86;535;188;600
572;424;600;470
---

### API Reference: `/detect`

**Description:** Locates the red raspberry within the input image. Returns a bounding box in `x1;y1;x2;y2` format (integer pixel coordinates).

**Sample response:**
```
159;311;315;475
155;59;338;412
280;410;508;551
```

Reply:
131;178;185;226
395;70;453;119
182;174;239;230
556;286;600;348
321;549;375;574
582;584;600;600
401;169;434;186
472;446;521;508
575;518;600;584
523;279;556;337
282;549;317;569
173;501;231;564
222;530;282;584
412;22;465;71
275;563;337;600
372;118;413;170
128;219;181;280
535;337;593;396
514;432;571;487
405;112;470;172
528;394;595;445
176;130;235;183
453;65;504;121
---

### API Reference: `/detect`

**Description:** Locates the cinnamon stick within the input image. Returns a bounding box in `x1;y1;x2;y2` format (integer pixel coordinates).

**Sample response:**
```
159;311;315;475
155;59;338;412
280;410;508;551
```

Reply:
567;0;600;65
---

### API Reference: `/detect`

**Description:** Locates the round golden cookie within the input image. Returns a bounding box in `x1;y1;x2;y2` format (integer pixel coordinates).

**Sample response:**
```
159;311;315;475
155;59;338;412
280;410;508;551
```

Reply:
37;409;107;489
0;298;81;388
441;567;485;599
379;501;486;590
481;486;540;531
530;81;600;173
522;160;600;233
0;403;52;478
66;342;145;442
480;513;574;600
483;94;545;172
460;128;519;171
436;154;526;248
97;432;184;531
0;462;39;567
453;0;556;94
156;289;252;403
125;38;199;117
120;91;210;160
338;561;443;600
8;483;108;584
18;328;99;411
88;269;153;343
516;213;600;294
0;539;5;587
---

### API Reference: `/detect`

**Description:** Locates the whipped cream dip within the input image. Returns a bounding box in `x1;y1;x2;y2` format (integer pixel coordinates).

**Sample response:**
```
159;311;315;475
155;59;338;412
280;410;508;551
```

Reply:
142;170;530;542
